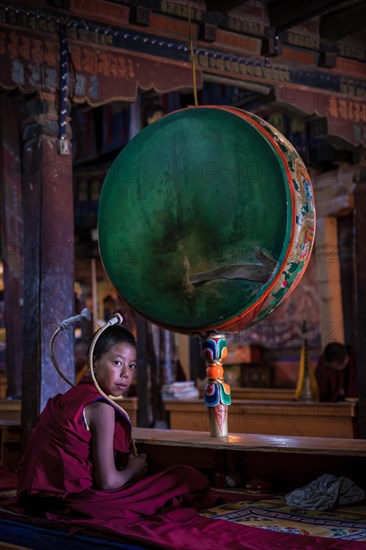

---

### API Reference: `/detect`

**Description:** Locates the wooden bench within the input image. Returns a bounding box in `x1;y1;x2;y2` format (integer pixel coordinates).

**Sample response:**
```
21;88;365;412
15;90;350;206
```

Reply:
0;399;21;422
200;388;295;401
164;399;358;438
114;397;138;427
231;388;295;400
133;427;366;492
0;419;21;467
0;374;7;400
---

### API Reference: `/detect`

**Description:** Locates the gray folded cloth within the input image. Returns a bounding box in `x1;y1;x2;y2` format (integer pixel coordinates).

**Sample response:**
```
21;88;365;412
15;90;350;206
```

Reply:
285;474;365;511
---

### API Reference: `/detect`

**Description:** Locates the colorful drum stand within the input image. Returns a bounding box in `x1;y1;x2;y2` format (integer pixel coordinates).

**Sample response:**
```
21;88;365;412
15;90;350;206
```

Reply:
98;106;315;437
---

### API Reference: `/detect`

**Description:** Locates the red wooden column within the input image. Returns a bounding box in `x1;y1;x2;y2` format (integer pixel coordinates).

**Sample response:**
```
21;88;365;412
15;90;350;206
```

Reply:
0;95;23;398
136;314;152;428
354;172;366;438
21;97;75;444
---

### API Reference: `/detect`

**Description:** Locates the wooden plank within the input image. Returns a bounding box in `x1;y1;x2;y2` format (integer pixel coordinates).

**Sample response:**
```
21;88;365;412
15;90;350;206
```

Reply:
133;427;366;456
0;422;21;466
0;420;20;428
230;388;294;400
165;399;357;416
0;374;7;399
0;400;21;422
164;399;357;438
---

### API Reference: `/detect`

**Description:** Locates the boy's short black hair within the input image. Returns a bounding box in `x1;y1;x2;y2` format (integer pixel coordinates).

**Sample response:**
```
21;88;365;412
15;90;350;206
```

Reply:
91;325;136;360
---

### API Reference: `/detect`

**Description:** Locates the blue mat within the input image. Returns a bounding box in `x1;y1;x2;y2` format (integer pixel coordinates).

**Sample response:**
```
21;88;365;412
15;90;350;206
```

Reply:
0;519;153;549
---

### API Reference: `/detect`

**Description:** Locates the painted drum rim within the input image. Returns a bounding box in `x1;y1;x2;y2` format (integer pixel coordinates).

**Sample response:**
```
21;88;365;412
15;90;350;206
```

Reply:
190;106;297;333
217;107;316;332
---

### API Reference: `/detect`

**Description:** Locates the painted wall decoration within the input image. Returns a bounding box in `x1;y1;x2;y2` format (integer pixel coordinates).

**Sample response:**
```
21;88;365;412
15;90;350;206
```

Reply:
98;106;315;335
0;25;200;106
1;4;365;146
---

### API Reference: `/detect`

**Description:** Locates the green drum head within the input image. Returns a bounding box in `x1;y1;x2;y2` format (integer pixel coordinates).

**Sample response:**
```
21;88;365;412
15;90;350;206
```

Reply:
98;107;291;332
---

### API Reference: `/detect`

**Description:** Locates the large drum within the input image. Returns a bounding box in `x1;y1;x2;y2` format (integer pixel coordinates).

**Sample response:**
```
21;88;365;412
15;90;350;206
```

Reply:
98;106;315;334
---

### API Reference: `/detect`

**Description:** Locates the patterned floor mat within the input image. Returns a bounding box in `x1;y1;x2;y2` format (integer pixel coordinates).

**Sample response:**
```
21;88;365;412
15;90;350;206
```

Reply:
201;498;366;541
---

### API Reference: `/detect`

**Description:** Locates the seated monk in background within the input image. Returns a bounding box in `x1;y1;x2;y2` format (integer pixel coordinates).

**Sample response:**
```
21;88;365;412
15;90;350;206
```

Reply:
315;342;358;402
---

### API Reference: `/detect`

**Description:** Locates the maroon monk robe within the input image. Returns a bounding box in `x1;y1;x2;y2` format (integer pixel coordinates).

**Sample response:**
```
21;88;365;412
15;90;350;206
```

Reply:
18;376;210;519
315;353;358;402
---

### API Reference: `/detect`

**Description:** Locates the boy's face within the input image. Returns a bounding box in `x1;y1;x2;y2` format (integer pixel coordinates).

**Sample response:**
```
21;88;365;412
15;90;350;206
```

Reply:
93;342;137;397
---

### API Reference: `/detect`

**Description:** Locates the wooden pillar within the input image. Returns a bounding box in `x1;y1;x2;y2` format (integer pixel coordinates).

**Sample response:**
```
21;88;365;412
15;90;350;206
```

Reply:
21;97;74;443
0;96;24;398
315;216;345;347
136;314;152;427
190;335;206;382
338;214;355;349
354;175;366;438
177;333;190;380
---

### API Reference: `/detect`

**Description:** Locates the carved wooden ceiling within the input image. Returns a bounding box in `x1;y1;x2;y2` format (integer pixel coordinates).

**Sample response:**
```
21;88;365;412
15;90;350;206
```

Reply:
44;0;366;44
205;0;366;42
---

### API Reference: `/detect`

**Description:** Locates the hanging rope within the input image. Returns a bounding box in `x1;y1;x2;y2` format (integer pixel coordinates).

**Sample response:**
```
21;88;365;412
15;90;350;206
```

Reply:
50;312;137;456
59;25;68;141
186;0;198;106
49;325;75;388
88;315;138;456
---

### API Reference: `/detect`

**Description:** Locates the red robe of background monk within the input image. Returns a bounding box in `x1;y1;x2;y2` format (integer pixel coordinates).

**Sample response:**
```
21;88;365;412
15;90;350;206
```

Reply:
315;342;358;403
